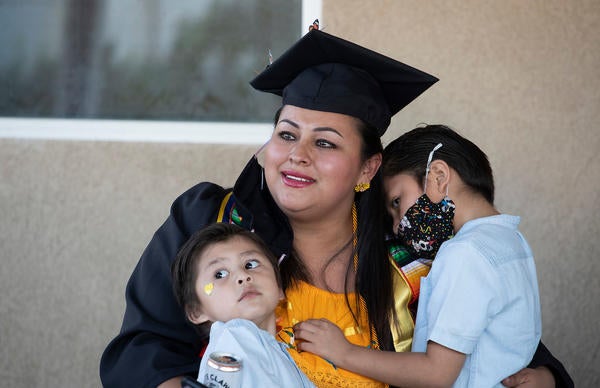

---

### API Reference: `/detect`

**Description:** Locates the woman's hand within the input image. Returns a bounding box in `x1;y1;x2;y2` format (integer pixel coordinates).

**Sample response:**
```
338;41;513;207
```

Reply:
293;318;355;366
502;366;555;388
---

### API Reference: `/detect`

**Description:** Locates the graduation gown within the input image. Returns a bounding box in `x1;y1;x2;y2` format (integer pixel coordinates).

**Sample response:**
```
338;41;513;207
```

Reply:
99;156;573;388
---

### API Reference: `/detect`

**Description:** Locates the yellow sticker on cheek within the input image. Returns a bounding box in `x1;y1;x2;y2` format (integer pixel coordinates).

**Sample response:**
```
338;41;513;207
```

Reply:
203;282;214;296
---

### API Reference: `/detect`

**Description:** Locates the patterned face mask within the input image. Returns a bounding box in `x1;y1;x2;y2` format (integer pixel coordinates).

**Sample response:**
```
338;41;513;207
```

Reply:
395;143;455;259
396;193;455;259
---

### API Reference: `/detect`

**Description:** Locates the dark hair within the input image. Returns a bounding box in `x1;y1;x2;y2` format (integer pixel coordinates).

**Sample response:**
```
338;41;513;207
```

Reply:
274;107;394;350
383;124;495;204
354;120;394;350
171;222;281;326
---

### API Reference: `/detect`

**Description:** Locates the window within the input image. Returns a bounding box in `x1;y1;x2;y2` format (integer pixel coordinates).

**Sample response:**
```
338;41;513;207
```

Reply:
0;0;322;143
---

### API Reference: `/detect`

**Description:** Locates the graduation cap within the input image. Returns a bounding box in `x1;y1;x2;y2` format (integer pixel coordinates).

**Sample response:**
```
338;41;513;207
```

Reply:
250;29;438;136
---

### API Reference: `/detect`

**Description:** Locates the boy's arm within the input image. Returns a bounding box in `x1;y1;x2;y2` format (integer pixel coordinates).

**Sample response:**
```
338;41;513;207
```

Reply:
294;318;465;388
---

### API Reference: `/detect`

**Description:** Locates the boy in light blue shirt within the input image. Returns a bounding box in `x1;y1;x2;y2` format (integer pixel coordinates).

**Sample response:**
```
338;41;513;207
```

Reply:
412;214;541;386
293;125;541;387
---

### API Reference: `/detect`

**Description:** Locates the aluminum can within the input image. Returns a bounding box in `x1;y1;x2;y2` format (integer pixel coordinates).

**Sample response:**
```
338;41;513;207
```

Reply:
202;352;242;388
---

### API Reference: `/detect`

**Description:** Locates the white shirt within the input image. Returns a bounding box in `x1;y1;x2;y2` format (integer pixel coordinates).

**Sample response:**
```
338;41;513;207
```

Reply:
197;319;315;387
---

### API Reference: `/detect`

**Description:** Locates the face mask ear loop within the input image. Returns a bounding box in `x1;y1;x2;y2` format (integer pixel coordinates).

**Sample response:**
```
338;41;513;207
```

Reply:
424;143;443;194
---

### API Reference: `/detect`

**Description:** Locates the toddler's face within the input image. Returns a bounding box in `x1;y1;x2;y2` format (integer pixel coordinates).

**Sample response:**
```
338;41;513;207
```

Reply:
189;236;283;332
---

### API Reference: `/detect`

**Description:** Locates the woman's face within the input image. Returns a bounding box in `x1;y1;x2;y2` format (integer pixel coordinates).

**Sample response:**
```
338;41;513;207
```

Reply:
384;173;423;233
263;105;371;220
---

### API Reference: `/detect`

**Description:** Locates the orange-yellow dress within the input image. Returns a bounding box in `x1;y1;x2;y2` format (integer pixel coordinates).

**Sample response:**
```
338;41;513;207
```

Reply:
275;280;385;388
275;255;430;388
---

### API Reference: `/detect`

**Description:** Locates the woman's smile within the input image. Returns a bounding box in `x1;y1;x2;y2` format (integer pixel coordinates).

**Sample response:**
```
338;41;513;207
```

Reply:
281;170;316;188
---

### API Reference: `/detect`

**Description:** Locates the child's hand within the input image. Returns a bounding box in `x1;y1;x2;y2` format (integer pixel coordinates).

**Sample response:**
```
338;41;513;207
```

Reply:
293;318;354;366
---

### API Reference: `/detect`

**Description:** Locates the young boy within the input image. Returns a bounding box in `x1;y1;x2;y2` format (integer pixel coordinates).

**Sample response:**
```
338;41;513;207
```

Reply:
171;222;315;387
293;125;543;387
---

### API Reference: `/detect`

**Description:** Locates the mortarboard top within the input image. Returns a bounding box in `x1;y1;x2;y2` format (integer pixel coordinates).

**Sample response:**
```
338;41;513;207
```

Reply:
250;29;438;136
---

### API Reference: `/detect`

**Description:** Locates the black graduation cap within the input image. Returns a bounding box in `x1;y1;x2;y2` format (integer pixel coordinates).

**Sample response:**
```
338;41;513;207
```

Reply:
250;29;438;136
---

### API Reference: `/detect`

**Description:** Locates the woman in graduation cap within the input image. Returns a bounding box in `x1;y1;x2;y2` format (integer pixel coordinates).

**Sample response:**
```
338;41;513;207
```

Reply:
100;30;571;388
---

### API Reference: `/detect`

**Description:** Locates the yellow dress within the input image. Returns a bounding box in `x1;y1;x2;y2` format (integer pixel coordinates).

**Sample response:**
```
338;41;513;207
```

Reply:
275;281;387;388
274;254;430;388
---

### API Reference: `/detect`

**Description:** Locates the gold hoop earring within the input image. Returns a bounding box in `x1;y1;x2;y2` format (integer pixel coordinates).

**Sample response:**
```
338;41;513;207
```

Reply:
354;182;370;192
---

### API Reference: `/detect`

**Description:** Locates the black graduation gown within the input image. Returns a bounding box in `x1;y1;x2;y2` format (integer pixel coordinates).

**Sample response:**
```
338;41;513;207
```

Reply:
99;157;572;388
99;157;292;387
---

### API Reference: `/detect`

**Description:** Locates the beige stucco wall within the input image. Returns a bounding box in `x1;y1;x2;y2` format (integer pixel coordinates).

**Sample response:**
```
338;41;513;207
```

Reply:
323;0;599;385
0;1;597;387
0;140;259;387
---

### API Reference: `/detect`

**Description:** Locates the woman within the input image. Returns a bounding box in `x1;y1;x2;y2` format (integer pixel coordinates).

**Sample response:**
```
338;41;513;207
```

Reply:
100;30;568;387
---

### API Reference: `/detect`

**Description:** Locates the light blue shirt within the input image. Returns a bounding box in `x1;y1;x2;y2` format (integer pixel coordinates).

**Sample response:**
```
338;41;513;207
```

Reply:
412;215;541;387
197;319;315;387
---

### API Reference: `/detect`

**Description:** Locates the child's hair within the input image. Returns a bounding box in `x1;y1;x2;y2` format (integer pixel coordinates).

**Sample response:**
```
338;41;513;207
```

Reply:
382;124;495;204
171;222;282;324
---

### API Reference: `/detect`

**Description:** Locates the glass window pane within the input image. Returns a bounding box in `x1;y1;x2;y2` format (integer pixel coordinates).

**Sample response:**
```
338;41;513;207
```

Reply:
0;0;301;122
